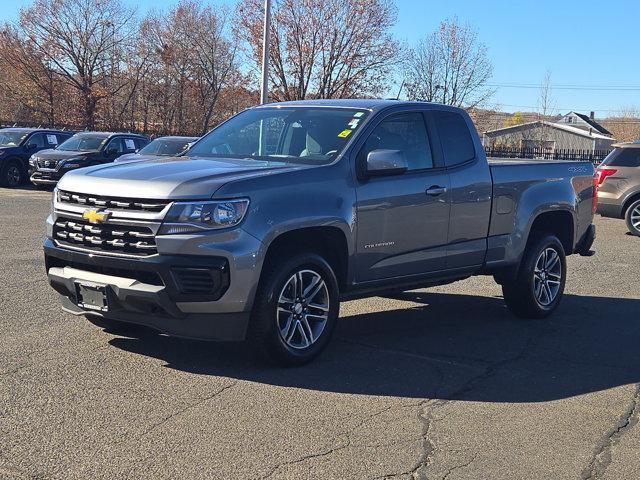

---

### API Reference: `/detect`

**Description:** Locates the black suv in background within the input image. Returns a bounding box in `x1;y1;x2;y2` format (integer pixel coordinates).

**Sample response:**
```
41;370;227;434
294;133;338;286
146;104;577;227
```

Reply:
29;132;149;186
115;136;199;162
0;128;73;187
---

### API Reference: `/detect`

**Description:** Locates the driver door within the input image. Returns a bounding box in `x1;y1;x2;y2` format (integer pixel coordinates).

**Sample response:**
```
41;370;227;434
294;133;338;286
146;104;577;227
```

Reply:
354;111;451;282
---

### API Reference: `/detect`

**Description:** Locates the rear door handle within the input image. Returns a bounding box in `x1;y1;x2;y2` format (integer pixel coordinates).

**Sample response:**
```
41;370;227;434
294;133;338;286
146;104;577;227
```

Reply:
426;186;447;196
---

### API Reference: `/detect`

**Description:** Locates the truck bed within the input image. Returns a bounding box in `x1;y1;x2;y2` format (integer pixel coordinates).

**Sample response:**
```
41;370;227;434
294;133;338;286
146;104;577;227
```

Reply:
487;157;592;166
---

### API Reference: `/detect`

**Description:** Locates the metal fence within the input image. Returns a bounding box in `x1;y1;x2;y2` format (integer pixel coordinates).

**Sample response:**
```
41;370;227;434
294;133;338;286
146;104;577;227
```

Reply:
485;146;612;166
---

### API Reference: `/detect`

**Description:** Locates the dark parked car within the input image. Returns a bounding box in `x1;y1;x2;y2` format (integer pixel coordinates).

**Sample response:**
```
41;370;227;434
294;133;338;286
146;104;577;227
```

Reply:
0;128;73;187
115;136;199;163
29;132;149;186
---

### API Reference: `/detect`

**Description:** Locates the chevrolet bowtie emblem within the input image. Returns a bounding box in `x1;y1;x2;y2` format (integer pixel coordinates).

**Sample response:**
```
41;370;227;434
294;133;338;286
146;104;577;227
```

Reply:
82;210;110;224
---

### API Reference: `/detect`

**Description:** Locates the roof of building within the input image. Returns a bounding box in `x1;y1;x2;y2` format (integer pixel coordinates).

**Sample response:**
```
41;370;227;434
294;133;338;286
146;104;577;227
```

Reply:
565;112;613;136
484;120;614;141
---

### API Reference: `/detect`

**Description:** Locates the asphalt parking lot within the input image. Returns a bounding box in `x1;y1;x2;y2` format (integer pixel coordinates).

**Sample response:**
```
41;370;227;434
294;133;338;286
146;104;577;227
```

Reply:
1;186;639;480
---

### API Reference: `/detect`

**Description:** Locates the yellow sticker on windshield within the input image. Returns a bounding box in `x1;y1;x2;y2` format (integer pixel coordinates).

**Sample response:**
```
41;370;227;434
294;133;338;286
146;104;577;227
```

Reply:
338;129;352;138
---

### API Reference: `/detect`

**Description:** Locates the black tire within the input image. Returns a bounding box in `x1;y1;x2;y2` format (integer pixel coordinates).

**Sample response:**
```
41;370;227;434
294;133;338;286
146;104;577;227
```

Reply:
502;234;566;319
625;199;640;237
0;159;25;188
248;252;340;366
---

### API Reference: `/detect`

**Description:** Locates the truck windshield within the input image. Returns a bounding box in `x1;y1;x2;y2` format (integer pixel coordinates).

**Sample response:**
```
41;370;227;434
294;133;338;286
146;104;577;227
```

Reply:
0;131;28;147
188;107;370;164
139;138;192;156
57;134;108;152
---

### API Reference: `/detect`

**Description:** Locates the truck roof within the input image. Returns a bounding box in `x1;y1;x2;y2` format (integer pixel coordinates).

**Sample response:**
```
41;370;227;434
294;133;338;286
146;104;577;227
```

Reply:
255;98;463;113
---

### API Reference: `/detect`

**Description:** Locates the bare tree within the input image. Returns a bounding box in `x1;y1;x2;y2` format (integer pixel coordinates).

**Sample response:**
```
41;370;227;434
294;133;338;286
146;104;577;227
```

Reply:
0;26;65;125
405;17;494;108
537;70;556;147
235;0;400;101
141;1;239;134
603;107;640;142
18;0;137;128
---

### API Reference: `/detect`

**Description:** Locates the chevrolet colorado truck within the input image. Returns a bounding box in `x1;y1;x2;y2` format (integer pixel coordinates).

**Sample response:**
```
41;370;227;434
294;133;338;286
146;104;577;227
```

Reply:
44;100;597;365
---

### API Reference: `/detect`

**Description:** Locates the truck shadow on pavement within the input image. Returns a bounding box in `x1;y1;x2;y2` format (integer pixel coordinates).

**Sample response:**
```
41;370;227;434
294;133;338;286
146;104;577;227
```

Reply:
107;292;640;402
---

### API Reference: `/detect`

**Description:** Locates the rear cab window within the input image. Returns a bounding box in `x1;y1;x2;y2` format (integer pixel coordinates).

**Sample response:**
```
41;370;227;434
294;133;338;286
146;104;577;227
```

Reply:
432;110;476;167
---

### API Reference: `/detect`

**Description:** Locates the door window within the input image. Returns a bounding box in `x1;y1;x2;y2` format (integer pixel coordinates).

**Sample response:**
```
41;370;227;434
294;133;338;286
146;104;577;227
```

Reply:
105;138;124;154
361;113;433;170
27;133;47;148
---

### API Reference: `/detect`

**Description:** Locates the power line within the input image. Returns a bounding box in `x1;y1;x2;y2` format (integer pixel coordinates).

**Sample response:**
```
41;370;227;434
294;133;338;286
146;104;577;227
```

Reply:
488;83;640;92
494;104;638;113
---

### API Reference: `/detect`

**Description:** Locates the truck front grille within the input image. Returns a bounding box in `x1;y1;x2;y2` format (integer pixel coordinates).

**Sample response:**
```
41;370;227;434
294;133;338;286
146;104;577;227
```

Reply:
58;190;170;213
53;218;157;257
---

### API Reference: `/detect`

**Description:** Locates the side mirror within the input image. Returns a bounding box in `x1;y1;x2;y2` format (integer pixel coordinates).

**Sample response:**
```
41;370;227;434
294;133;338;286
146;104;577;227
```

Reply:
365;149;408;176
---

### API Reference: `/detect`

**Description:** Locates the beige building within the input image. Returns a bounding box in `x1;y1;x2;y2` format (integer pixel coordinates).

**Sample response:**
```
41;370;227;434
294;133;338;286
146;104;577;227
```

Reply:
483;112;615;153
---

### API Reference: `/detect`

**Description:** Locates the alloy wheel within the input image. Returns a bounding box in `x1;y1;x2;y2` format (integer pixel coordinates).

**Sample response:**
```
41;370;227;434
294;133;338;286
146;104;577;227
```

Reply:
533;247;562;307
6;165;21;187
276;269;330;349
631;205;640;232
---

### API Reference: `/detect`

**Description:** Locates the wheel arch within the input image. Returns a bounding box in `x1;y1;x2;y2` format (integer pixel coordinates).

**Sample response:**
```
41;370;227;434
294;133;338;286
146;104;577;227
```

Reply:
260;225;350;292
622;190;640;217
527;209;574;255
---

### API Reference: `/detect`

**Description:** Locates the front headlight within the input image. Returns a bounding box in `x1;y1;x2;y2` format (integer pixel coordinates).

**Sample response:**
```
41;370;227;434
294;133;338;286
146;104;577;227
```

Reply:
29;156;38;166
159;199;250;234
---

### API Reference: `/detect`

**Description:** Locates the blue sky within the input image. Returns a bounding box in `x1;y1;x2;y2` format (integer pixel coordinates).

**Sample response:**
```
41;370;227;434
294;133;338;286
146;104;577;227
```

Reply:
4;0;640;116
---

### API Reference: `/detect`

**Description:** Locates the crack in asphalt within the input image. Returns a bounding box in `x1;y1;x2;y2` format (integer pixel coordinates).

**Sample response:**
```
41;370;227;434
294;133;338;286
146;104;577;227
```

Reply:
581;383;640;480
440;452;479;480
259;405;402;479
137;380;239;439
370;326;550;480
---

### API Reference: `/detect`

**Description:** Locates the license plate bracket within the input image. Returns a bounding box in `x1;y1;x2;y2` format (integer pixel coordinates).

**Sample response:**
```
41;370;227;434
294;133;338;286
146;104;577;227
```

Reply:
76;282;109;312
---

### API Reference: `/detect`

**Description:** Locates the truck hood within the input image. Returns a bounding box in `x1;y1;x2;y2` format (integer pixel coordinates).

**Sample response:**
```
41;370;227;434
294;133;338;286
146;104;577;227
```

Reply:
57;156;306;199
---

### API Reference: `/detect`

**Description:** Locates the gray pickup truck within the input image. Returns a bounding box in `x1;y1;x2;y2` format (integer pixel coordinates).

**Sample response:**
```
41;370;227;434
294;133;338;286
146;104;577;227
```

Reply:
44;100;597;365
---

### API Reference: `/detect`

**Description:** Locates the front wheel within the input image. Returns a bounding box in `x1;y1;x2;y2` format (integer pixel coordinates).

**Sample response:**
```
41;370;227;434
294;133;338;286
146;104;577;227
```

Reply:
625;199;640;237
502;235;566;318
248;253;340;366
0;159;25;188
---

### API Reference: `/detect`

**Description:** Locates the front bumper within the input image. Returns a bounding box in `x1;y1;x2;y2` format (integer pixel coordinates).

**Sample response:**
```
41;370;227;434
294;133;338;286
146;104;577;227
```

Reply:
30;169;64;185
44;230;263;340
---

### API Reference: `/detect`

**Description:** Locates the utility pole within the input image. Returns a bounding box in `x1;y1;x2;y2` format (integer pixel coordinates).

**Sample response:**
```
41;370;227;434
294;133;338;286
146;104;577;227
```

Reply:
260;0;271;105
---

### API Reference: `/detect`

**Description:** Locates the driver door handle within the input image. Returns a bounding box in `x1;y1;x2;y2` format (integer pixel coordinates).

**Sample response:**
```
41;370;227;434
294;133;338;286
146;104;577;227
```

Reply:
426;186;447;196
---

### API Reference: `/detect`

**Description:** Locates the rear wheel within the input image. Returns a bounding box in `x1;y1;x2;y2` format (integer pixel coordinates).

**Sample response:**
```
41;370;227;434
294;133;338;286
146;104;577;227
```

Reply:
625;199;640;237
0;159;25;188
248;253;340;366
502;235;566;319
